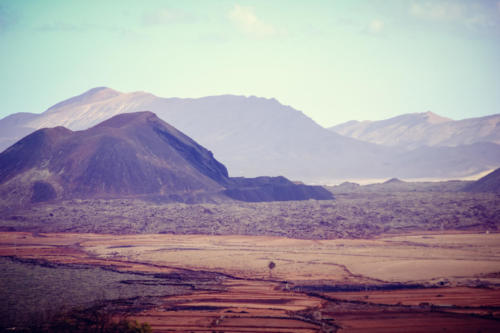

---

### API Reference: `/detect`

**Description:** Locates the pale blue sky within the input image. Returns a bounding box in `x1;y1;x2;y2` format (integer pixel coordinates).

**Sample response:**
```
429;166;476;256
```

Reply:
1;0;499;126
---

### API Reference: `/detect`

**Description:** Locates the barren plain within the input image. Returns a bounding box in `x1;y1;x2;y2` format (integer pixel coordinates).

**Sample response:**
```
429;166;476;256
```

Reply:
1;229;500;332
1;184;500;331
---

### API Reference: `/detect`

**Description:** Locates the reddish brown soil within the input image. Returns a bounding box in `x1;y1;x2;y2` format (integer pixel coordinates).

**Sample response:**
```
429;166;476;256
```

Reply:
130;280;324;332
319;287;500;332
323;287;500;307
328;311;500;333
1;231;500;332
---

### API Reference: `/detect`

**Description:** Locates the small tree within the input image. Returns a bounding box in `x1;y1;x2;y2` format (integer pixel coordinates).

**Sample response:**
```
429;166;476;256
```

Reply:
268;261;276;278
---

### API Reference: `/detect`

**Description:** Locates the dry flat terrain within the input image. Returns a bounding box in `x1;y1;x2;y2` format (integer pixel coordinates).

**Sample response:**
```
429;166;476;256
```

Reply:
1;231;500;332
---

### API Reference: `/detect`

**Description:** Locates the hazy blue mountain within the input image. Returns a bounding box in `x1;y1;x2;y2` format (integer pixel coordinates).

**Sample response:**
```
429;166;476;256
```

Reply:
330;111;500;149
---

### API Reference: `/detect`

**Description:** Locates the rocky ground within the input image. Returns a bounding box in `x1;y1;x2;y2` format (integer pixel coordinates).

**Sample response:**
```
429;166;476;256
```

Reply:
0;190;498;239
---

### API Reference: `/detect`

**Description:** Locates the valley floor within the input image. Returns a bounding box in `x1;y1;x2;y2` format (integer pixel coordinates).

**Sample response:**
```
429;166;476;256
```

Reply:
1;231;500;332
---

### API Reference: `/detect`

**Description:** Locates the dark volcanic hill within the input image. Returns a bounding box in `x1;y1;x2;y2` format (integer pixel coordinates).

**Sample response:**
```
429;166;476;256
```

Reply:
0;112;332;204
464;168;500;193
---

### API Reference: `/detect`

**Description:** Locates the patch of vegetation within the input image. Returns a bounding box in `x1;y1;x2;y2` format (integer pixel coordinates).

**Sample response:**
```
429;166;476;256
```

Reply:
7;302;151;332
0;257;192;329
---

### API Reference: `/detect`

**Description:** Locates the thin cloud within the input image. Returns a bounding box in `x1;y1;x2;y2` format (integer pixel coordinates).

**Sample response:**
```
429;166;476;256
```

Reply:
142;7;194;26
228;4;276;37
410;1;500;31
368;19;384;34
143;9;175;26
410;1;464;21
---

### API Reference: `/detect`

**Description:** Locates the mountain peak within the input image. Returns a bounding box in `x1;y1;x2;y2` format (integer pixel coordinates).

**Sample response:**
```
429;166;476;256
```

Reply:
45;87;122;114
91;111;156;129
0;111;230;200
85;86;117;94
383;177;405;184
422;111;452;124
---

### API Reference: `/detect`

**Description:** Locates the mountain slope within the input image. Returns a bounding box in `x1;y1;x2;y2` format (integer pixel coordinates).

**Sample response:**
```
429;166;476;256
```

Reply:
1;88;499;182
0;111;332;205
464;168;500;193
330;112;500;149
0;112;40;153
0;112;228;203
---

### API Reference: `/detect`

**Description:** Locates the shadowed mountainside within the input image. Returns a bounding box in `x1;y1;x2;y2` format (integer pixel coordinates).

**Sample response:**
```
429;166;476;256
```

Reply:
0;111;332;205
464;167;500;194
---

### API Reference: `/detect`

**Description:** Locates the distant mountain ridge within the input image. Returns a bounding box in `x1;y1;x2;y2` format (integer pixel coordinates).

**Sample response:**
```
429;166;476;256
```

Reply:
330;111;500;149
0;111;333;205
1;87;499;183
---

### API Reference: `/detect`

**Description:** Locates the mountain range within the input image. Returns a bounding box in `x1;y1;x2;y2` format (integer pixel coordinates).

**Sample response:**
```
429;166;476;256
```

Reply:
0;111;332;205
330;111;500;149
1;87;499;183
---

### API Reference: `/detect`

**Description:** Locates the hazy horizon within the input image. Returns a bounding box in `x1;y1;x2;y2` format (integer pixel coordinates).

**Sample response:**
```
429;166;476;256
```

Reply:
13;85;500;126
1;0;499;127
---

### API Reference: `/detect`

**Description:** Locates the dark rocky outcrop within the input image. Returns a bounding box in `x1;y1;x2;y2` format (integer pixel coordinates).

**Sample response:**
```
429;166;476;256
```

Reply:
224;176;333;202
31;181;57;203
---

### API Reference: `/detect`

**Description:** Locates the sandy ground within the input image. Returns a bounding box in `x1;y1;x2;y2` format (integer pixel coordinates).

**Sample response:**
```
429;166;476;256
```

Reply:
78;232;500;284
326;168;497;185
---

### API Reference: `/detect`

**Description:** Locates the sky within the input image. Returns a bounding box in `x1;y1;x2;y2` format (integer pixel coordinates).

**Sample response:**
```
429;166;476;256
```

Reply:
1;0;499;127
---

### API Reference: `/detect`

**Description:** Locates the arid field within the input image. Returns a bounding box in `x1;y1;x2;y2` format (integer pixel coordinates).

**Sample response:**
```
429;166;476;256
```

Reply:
1;231;500;332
